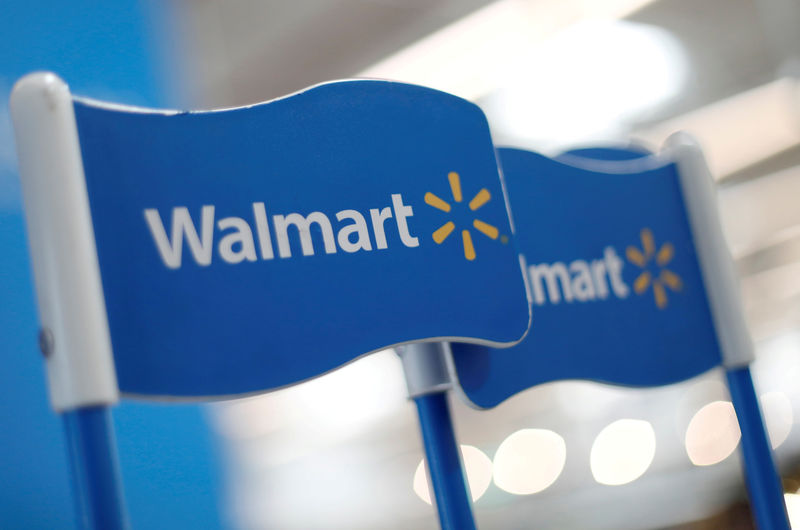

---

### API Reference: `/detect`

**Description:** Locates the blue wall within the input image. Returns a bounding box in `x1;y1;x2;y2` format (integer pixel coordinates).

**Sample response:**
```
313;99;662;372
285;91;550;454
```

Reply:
0;2;223;528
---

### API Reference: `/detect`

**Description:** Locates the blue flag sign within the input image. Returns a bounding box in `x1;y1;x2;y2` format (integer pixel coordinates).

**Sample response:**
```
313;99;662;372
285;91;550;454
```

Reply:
451;147;723;409
71;81;530;397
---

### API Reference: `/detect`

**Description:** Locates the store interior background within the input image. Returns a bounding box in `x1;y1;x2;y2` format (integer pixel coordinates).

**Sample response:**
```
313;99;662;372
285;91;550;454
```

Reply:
2;0;800;528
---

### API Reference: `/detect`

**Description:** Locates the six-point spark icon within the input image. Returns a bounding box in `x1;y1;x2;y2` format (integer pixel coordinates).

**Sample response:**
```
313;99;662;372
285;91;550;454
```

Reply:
424;172;499;261
626;228;683;309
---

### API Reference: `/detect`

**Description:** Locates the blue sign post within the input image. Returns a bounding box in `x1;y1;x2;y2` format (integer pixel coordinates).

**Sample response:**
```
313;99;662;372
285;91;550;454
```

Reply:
454;146;722;401
452;138;789;529
398;342;477;530
11;73;531;529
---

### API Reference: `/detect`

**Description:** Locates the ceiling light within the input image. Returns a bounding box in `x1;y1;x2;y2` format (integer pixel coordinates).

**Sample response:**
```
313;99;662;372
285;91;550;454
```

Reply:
493;428;566;495
590;419;656;486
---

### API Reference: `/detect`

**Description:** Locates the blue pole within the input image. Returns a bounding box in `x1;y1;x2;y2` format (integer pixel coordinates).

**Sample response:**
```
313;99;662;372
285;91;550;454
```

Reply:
413;391;477;530
726;366;790;530
62;405;129;530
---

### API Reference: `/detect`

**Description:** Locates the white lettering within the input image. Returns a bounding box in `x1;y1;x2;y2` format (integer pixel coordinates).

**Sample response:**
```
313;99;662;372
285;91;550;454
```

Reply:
144;206;215;269
369;207;393;250
604;246;629;298
217;217;258;264
253;202;274;260
529;262;572;305
273;212;337;258
590;259;610;299
392;194;419;248
529;248;630;306
145;194;419;267
570;260;596;301
336;209;372;253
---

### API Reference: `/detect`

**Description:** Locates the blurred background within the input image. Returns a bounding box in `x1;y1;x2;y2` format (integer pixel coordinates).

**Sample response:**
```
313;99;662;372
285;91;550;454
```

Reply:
3;0;800;528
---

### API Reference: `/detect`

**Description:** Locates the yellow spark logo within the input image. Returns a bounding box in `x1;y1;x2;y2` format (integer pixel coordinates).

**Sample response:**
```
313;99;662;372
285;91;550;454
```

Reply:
626;228;683;309
424;172;503;261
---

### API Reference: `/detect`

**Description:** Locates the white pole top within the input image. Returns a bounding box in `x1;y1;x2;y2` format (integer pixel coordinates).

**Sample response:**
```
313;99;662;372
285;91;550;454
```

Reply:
11;72;119;411
665;132;755;368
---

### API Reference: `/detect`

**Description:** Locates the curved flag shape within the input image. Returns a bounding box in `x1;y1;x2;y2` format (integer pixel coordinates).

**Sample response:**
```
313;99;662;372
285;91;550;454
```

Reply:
452;147;722;409
61;79;530;398
556;144;653;162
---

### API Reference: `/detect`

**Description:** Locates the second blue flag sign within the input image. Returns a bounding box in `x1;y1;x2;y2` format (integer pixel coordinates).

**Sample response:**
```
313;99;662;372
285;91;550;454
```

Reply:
452;146;723;408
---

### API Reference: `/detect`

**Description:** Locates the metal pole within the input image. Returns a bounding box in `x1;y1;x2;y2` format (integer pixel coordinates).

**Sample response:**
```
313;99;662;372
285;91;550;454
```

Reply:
399;343;477;530
669;133;790;529
62;405;129;530
726;367;790;530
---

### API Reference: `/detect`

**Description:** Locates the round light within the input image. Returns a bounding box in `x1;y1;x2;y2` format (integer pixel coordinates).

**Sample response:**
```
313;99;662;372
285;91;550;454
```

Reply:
412;445;493;504
785;493;800;528
685;401;740;466
413;460;432;505
461;445;493;501
493;429;566;495
761;392;793;449
590;419;656;486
